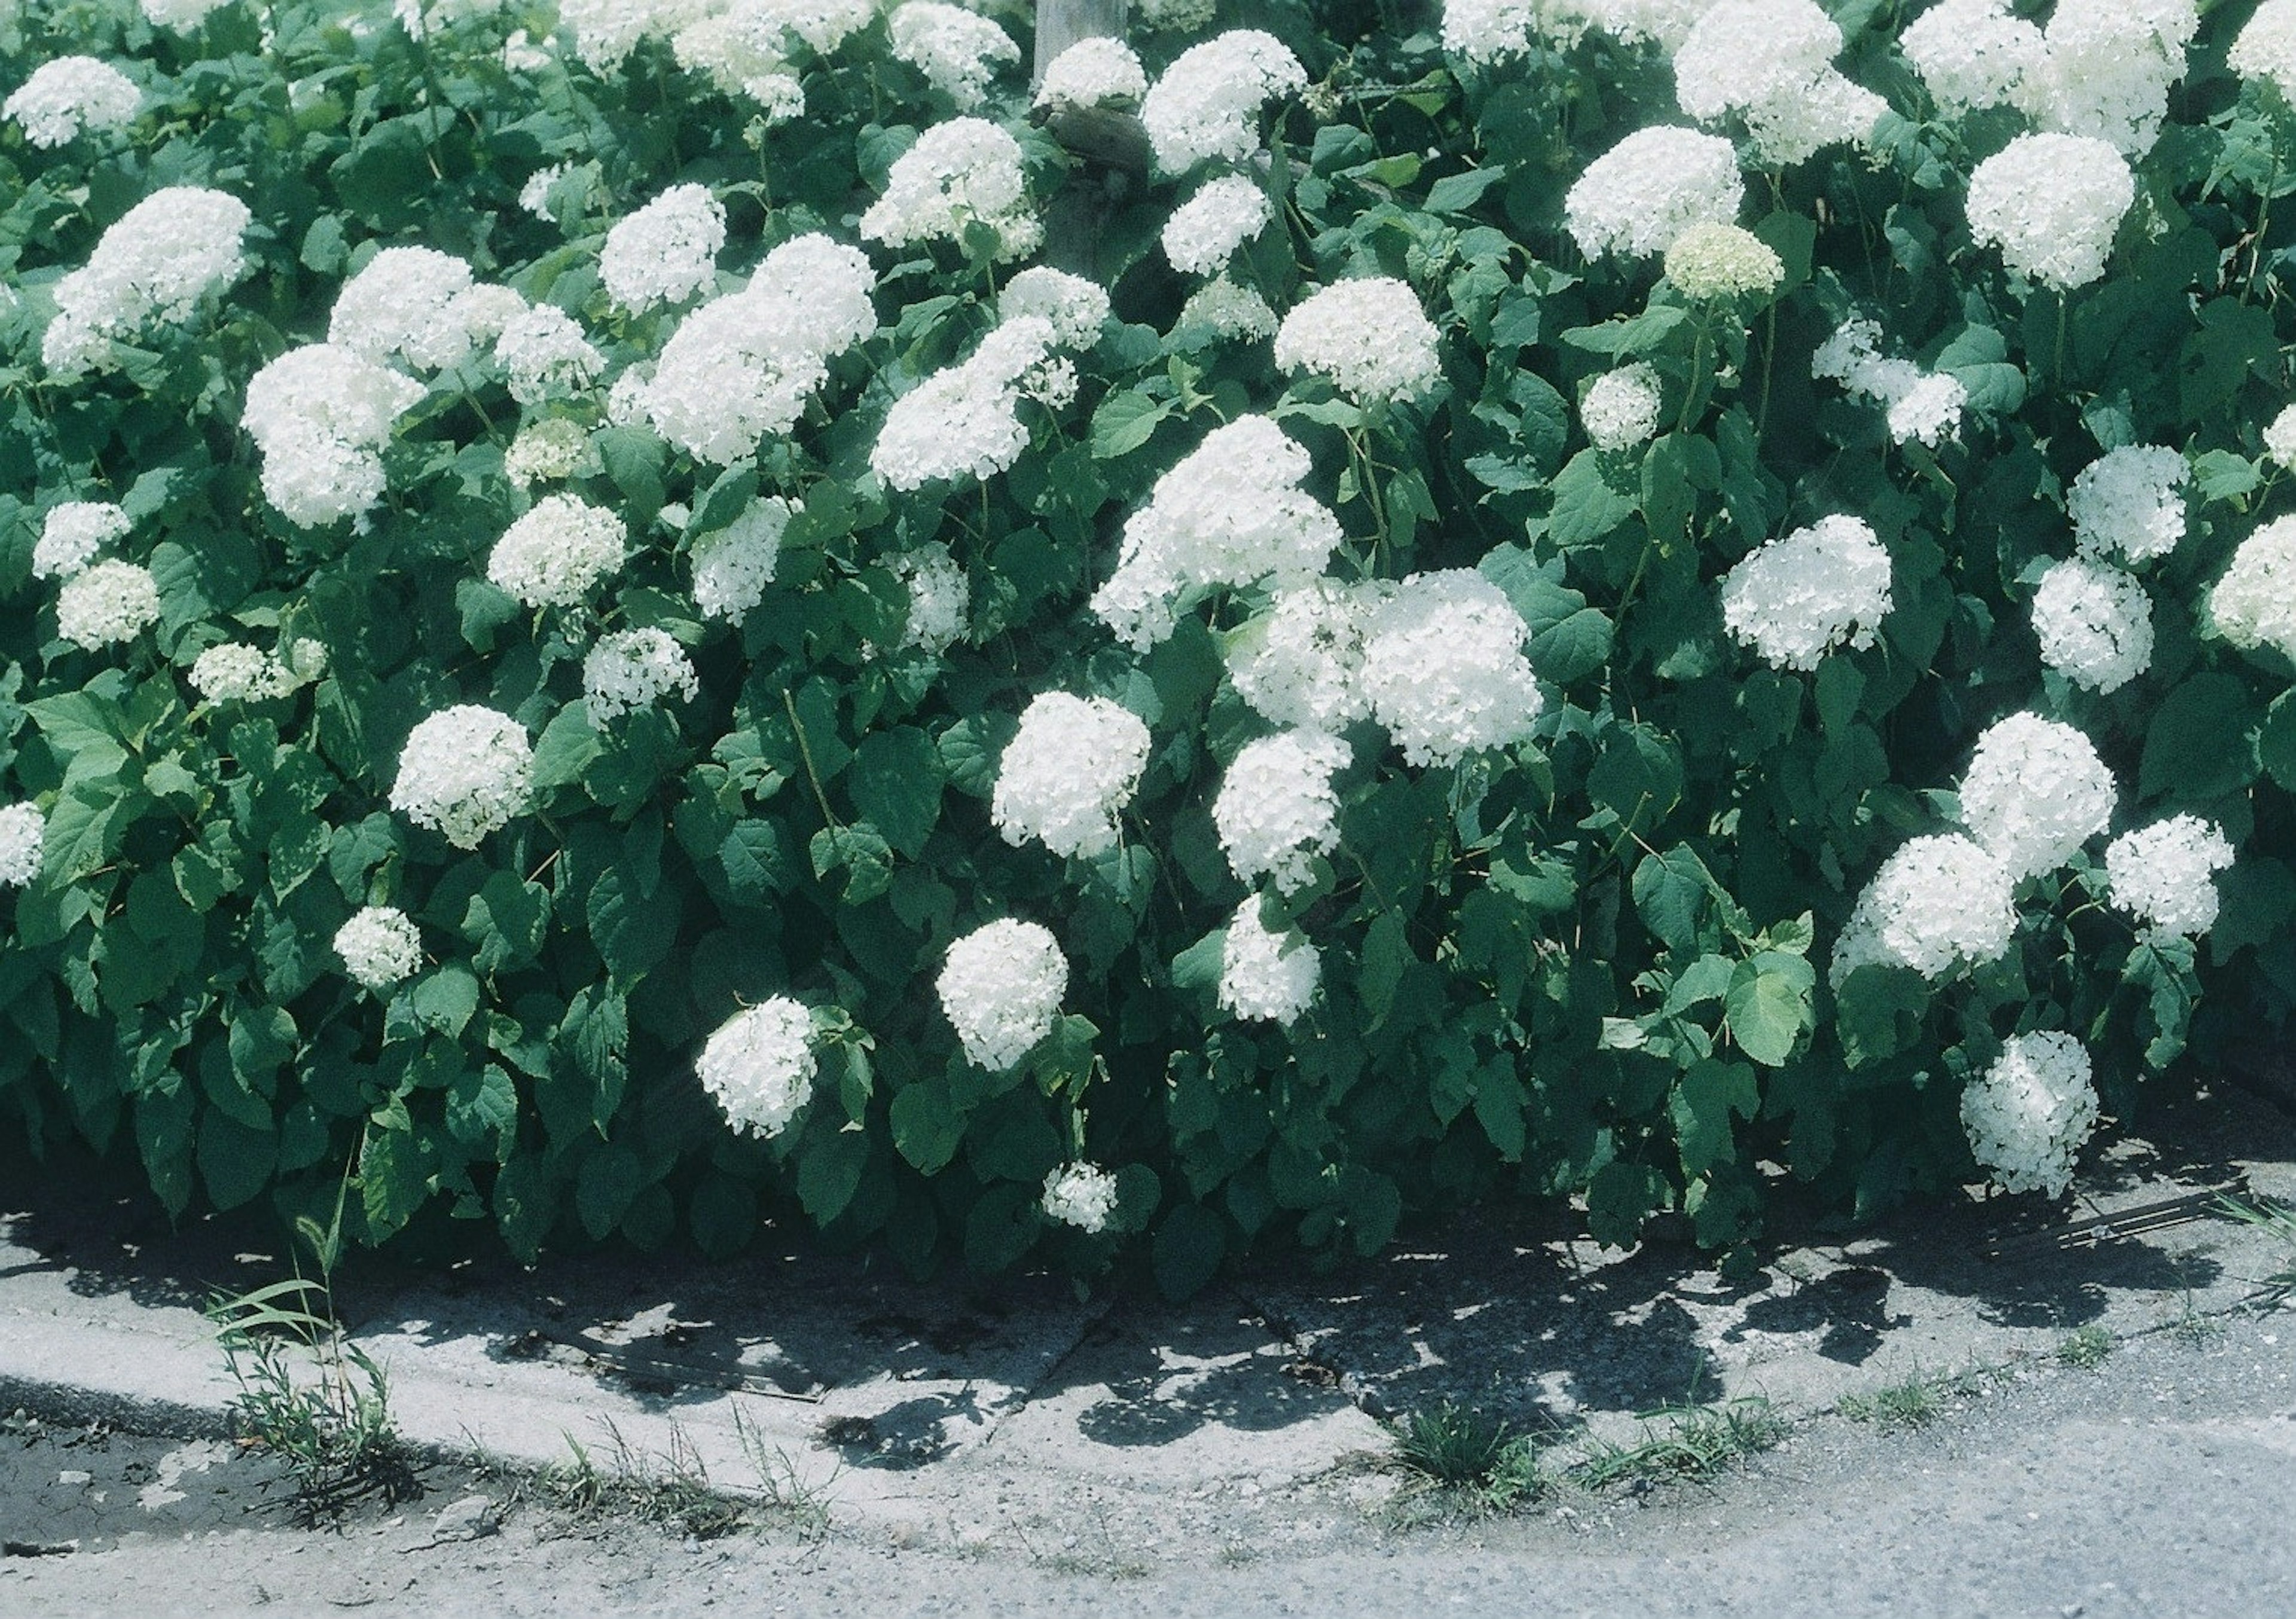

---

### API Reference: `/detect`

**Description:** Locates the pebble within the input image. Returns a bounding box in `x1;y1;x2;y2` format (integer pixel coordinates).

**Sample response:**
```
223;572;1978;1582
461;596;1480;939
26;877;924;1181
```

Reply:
430;1495;499;1542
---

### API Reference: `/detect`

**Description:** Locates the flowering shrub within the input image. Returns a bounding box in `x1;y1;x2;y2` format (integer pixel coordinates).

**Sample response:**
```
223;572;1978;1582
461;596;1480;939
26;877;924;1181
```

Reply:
4;0;2296;1288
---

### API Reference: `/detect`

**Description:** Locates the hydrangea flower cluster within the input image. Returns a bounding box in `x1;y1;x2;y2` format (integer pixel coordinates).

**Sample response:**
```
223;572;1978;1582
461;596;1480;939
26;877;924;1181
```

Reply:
1034;36;1147;109
55;560;160;650
1830;833;2018;985
2266;405;2296;470
2014;0;2197;158
697;998;818;1137
691;496;794;622
1956;713;2117;880
390;705;535;849
891;542;970;653
190;642;294;703
938;918;1067;1070
32;501;129;581
1041;1162;1118;1232
860;117;1040;262
1672;0;1886;166
1960;1032;2100;1198
2069;445;2187;563
584;626;701;726
2231;0;2296;102
4;56;139;147
1900;0;2044;116
1161;176;1273;277
1720;515;1894;671
1228;580;1379;732
1810;317;1970;448
1214;730;1349;894
488;494;625;608
888;2;1016;108
42;187;251;377
1219;899;1322;1025
1000;266;1110;348
495;307;604;405
670;6;804;120
0;803;46;888
1140;30;1306;174
991;693;1152;859
1273;278;1443;404
1564;126;1743;259
1360;571;1543;767
1964;133;2134;289
1441;0;1581;62
872;315;1062;490
2030;557;2153;694
1663;222;1784;301
503;419;597;488
1175;278;1280;344
241;344;425;527
334;906;424;992
329;247;484;372
1092;417;1345;650
2210;515;2296;659
2104;815;2236;939
599;184;726;314
1581;363;1664;451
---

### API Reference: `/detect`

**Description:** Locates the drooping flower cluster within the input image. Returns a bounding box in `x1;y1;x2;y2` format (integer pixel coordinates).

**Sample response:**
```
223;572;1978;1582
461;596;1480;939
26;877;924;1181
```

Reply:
1581;363;1664;451
0;803;47;888
1034;36;1147;109
2068;445;2186;563
488;494;625;608
1360;571;1543;767
1957;713;2117;879
1161;175;1273;277
2104;815;2236;939
1092;417;1344;650
938;918;1067;1070
991;693;1152;859
697;998;818;1137
503;419;597;488
670;4;805;120
2014;0;2198;158
1219;898;1322;1024
585;626;701;726
860;117;1041;261
4;56;139;147
1663;222;1784;301
42;187;251;377
1041;1162;1119;1232
1720;515;1894;671
1672;0;1886;166
2030;557;2153;694
1140;30;1306;174
690;496;795;622
1563;126;1744;259
334;906;424;992
1228;580;1379;732
241;344;425;527
1960;1032;2100;1198
1831;833;2019;985
1964;133;2133;289
1000;266;1110;347
1214;730;1349;894
888;2;1017;107
190;642;294;703
871;316;1062;489
2266;405;2296;470
55;559;160;650
33;501;129;581
599;184;726;314
1273;278;1443;404
390;705;535;849
1174;278;1280;345
141;0;237;30
1810;317;1969;447
891;542;970;653
2210;515;2296;659
1441;0;1582;62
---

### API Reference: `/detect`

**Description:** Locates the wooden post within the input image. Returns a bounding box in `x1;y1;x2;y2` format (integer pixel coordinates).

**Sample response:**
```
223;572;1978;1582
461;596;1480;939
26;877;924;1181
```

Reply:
1033;0;1128;85
1035;0;1147;276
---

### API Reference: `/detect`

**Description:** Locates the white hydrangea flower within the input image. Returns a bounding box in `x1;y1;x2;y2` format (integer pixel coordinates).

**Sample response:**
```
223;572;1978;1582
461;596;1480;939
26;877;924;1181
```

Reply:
991;692;1152;859
1961;1032;2100;1198
889;1;1017;107
585;626;700;726
892;542;970;652
558;0;703;74
329;247;480;371
671;7;805;118
42;187;250;377
600;184;725;314
1809;317;1969;448
1175;277;1280;344
494;306;603;405
1228;579;1378;732
696;998;817;1137
55;559;159;650
1721;515;1894;671
1162;175;1273;276
2013;0;2197;158
488;494;625;608
520;161;603;222
938;918;1067;1070
2104;814;2235;940
1035;36;1147;108
242;344;425;528
2266;404;2296;469
190;642;291;702
334;905;423;992
1360;570;1542;768
1830;833;2018;986
1219;898;1321;1024
503;28;554;71
142;0;238;30
1442;0;1585;63
1581;363;1663;452
1958;713;2115;879
1965;133;2133;289
2211;514;2296;659
1041;1162;1119;1232
395;0;512;35
871;316;1058;490
1273;278;1442;404
860;117;1041;261
390;705;534;848
1900;0;2045;115
1214;730;1348;894
5;57;139;147
1000;265;1110;348
760;0;877;54
0;802;45;888
2031;557;2152;694
645;233;877;465
1583;0;1711;47
1140;30;1306;175
33;501;129;581
691;496;795;622
2233;0;2296;102
1092;416;1344;650
1673;0;1885;166
1662;222;1784;301
1564;127;1744;259
503;419;596;489
2069;445;2186;563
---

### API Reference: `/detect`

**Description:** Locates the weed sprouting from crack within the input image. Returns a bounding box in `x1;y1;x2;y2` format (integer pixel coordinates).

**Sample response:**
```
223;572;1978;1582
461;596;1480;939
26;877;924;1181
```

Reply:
1839;1373;1946;1431
2057;1324;2115;1370
1573;1394;1789;1490
532;1413;835;1542
1386;1399;1543;1515
2218;1195;2296;1306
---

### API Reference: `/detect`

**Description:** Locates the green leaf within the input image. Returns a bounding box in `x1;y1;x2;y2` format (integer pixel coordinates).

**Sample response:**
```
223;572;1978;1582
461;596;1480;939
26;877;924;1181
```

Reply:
1833;963;1928;1069
1723;951;1815;1067
1090;389;1173;459
447;1065;520;1160
849;728;945;859
1152;1203;1228;1299
576;1144;644;1240
587;864;680;980
361;1126;433;1241
2260;690;2296;792
410;966;482;1038
890;1081;965;1174
797;1128;871;1224
688;1175;758;1259
596;427;665;530
1672;1058;1758;1177
1544;450;1634;549
1584;1159;1666;1248
463;871;550;974
720;818;795;905
198;1111;276;1212
1632;845;1712;955
1424;167;1505;213
2141;673;2257;802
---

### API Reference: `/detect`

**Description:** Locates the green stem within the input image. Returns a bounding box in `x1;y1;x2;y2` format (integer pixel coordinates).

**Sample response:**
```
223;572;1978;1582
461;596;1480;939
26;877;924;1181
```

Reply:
783;688;845;858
